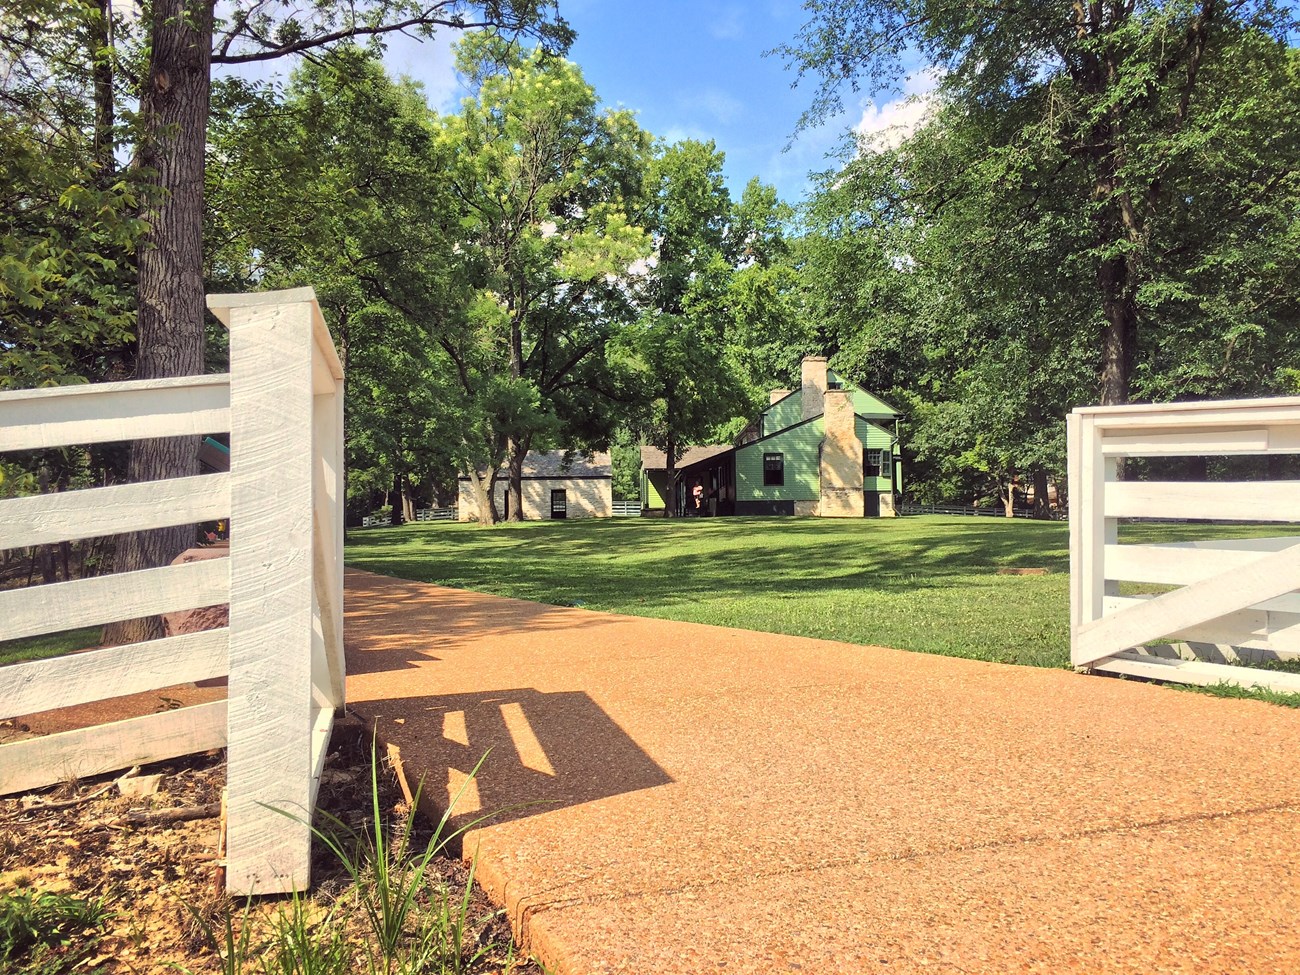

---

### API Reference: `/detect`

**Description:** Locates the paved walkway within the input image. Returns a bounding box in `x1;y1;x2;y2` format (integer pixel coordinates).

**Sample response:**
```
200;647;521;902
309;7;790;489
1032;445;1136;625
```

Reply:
344;569;1300;975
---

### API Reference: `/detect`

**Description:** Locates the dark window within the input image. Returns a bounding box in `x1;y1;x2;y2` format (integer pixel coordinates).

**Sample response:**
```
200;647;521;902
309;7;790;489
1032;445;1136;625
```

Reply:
880;449;893;478
863;449;881;478
550;489;567;519
763;452;784;486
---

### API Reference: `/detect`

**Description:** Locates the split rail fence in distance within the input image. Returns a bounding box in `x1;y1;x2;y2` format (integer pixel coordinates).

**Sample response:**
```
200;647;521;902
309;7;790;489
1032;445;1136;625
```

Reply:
1068;398;1300;693
0;287;344;894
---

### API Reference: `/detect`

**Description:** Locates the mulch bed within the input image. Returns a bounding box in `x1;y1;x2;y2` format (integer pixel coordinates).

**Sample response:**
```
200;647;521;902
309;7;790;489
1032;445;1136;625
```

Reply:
0;712;539;974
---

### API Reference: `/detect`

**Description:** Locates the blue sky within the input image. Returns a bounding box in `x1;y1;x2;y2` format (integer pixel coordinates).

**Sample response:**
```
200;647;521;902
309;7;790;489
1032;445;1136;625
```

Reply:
218;2;937;205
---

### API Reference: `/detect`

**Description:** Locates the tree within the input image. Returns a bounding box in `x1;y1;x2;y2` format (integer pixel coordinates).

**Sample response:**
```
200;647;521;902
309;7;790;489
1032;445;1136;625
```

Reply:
0;0;144;390
207;49;470;526
98;3;569;641
781;0;1300;406
439;36;650;521
620;140;753;514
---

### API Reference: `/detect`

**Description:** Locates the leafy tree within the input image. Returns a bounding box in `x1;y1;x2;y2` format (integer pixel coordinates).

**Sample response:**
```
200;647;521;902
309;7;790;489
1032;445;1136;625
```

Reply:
0;0;144;389
619;140;753;514
207;50;467;525
781;0;1300;406
439;36;651;521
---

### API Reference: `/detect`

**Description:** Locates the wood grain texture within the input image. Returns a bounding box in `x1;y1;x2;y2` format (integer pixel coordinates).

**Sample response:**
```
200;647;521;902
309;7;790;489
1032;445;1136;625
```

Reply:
2;474;229;550
0;558;228;642
225;296;318;895
0;375;229;451
1076;544;1300;666
1092;651;1300;694
1105;480;1300;521
0;701;227;795
0;629;228;718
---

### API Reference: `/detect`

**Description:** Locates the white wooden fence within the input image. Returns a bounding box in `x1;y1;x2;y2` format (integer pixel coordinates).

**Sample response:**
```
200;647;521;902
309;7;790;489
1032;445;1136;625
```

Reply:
0;287;344;895
1068;398;1300;693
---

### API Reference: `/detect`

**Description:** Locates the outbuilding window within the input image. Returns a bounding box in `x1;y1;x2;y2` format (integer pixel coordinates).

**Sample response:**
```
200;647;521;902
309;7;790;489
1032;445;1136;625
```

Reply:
763;452;784;486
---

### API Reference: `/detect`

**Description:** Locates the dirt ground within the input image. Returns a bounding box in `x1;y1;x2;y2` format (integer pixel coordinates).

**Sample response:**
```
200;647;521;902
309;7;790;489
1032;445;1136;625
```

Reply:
0;712;540;975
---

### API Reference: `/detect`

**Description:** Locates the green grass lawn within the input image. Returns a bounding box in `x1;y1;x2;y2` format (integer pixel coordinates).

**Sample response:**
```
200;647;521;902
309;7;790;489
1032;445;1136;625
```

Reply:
0;626;100;666
347;515;1077;667
346;515;1300;672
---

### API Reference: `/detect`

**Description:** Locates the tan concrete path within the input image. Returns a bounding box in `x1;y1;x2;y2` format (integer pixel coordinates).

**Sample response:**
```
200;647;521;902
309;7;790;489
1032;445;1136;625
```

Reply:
344;568;1300;975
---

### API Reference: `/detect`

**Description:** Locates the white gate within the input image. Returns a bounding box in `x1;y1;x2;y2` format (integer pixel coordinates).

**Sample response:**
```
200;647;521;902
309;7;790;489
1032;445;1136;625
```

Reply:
1068;398;1300;693
0;287;344;894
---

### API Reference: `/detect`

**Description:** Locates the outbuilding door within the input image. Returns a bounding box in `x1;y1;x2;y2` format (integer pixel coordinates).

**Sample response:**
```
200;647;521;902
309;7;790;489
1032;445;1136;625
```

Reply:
550;489;568;519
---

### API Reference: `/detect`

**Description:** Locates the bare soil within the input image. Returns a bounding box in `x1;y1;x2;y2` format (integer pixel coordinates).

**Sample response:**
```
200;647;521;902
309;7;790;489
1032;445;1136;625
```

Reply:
0;714;540;974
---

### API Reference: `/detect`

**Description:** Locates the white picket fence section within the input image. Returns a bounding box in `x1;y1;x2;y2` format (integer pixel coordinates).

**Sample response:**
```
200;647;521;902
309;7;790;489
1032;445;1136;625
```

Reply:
0;287;344;895
1068;397;1300;693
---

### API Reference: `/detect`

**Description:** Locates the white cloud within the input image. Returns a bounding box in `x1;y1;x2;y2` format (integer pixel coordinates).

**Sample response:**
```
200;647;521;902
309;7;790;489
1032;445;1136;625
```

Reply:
380;30;460;112
853;67;942;152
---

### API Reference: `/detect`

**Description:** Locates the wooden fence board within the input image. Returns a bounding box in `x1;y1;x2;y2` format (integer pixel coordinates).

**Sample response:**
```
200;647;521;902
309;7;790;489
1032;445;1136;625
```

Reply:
0;629;228;717
0;559;229;643
0;376;230;451
2;474;230;550
0;701;227;795
1105;480;1300;521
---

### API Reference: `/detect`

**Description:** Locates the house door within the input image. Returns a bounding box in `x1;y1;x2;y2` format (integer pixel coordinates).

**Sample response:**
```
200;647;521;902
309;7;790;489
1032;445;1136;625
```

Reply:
865;491;880;517
550;489;568;519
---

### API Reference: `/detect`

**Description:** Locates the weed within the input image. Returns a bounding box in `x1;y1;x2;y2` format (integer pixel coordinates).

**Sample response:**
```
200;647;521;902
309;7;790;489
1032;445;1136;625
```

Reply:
0;889;114;975
187;741;516;975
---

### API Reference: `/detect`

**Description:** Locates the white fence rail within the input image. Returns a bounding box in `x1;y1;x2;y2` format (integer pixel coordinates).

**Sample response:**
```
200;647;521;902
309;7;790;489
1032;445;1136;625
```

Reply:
1068;398;1300;694
0;287;344;895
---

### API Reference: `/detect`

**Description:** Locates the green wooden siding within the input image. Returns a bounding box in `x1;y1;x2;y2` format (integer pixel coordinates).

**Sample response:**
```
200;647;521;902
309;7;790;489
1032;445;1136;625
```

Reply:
762;389;804;434
642;470;668;508
856;417;899;493
736;418;823;502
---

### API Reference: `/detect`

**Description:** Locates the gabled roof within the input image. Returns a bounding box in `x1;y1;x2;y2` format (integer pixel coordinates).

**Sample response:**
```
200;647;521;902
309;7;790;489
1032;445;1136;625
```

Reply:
459;450;610;480
640;444;732;471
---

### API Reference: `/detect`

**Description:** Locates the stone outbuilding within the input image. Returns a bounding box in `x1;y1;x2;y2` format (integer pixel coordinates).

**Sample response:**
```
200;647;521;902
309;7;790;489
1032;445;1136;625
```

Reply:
459;451;613;521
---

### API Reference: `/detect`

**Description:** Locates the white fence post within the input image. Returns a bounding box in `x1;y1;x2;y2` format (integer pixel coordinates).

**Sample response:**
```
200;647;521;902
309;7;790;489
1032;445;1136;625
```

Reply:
0;287;343;896
1069;397;1300;694
209;288;344;894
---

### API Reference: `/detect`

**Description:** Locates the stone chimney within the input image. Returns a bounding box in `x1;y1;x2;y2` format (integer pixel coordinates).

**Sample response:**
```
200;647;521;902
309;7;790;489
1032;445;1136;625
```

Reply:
819;388;864;518
769;388;792;405
801;356;828;420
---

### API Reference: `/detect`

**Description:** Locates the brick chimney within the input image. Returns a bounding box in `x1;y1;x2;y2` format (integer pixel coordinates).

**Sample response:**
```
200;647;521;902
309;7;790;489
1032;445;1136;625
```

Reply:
769;388;791;405
801;356;828;421
819;388;864;517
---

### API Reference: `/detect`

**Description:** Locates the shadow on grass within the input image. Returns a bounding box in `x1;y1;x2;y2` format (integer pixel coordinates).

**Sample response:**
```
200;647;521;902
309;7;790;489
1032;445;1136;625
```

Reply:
345;516;1072;614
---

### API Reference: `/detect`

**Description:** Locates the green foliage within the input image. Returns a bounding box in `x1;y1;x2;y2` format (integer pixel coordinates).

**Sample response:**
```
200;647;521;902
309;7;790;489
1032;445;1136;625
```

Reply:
191;742;511;975
0;0;146;390
0;890;113;975
785;0;1300;503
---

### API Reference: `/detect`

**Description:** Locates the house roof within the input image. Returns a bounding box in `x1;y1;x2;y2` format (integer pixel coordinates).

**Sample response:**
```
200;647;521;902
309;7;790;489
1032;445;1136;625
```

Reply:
459;450;610;480
640;444;732;471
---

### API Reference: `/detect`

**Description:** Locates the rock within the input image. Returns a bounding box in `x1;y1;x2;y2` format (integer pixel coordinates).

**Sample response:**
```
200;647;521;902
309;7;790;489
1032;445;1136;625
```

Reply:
117;773;164;797
163;546;230;636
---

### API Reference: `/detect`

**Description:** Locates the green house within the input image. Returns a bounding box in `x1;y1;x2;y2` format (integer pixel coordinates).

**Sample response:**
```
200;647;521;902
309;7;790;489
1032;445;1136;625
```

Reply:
641;356;903;517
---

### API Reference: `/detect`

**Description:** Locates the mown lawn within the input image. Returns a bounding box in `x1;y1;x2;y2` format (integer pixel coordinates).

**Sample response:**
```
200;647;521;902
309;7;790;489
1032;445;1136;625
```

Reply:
0;626;100;667
347;515;1077;666
346;515;1300;671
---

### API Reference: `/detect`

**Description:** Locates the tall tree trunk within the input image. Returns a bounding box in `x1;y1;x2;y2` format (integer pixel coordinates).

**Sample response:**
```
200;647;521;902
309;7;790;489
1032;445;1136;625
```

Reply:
1002;464;1016;518
506;433;531;522
102;0;212;648
89;0;115;179
664;431;677;518
465;469;498;525
389;472;404;525
1031;467;1051;520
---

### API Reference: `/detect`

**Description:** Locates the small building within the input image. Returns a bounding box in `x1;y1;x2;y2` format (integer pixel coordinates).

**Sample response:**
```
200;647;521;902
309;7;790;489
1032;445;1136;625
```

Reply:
458;450;613;521
639;357;903;518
